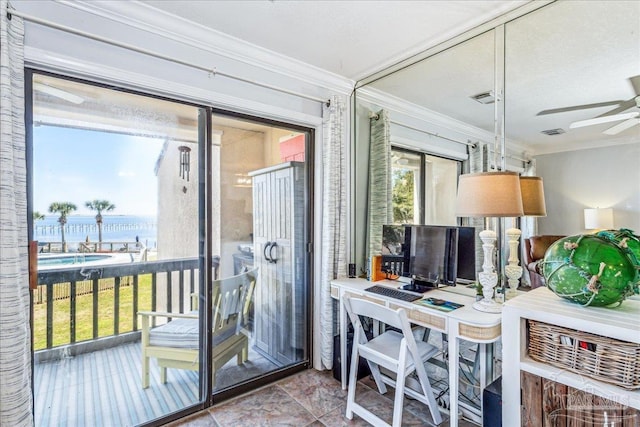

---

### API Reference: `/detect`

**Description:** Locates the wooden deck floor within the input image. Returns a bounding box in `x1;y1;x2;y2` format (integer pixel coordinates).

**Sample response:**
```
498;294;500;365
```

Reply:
34;341;277;426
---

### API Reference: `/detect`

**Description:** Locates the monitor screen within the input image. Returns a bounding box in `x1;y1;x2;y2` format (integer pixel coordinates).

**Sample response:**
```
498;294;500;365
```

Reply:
409;225;458;286
381;224;476;286
456;226;477;284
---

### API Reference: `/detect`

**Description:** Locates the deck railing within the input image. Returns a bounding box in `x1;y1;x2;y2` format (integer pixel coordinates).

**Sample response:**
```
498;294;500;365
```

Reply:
35;258;208;357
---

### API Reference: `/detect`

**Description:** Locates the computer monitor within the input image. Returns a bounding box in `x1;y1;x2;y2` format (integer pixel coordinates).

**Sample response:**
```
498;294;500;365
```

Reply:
381;224;477;287
408;225;458;287
455;226;477;284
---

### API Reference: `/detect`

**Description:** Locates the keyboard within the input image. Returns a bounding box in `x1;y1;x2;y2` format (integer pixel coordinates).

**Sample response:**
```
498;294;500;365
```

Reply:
364;285;423;302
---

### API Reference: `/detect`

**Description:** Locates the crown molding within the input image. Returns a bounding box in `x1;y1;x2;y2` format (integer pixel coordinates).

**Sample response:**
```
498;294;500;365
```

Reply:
358;86;563;159
56;0;354;95
357;86;494;143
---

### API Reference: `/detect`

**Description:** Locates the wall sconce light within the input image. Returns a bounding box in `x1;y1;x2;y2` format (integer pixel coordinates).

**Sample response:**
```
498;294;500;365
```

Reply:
178;145;191;181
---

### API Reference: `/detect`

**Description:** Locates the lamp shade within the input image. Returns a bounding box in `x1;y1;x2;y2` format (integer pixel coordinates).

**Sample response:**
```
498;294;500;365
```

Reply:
584;208;614;230
520;176;547;216
455;171;524;217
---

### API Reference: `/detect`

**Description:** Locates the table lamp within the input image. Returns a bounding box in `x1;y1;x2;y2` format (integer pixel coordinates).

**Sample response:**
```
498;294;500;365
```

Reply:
504;176;547;296
584;208;614;231
456;171;523;313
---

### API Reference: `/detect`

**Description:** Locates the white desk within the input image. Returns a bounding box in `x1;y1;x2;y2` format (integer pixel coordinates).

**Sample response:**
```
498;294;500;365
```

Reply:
331;278;503;427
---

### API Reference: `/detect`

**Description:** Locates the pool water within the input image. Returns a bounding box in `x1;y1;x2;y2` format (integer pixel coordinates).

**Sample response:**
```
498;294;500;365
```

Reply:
38;254;112;266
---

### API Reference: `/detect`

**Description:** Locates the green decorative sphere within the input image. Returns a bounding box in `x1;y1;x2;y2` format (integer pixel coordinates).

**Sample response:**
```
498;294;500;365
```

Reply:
543;230;640;307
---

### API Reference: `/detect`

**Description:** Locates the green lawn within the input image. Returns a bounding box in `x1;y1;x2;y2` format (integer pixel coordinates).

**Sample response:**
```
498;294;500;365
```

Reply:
33;275;154;350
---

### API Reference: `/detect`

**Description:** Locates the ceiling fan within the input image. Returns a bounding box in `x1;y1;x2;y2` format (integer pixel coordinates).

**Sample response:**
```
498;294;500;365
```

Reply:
569;95;640;135
539;75;640;136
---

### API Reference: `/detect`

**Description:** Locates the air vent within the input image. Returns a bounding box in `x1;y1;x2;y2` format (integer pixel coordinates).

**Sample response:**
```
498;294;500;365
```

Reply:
541;128;566;136
470;91;495;104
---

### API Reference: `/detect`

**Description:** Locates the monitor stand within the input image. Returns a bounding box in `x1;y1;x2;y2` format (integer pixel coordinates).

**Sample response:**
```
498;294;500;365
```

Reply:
400;278;437;294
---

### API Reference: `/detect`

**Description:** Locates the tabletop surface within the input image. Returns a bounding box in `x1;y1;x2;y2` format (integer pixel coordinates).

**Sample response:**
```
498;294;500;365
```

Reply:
331;277;502;327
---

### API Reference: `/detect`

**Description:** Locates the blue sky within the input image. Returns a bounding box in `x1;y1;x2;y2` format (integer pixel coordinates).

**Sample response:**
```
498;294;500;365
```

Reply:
33;126;164;216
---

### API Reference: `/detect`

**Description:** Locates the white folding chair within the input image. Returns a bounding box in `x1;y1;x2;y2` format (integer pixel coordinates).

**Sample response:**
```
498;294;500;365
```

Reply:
344;295;443;427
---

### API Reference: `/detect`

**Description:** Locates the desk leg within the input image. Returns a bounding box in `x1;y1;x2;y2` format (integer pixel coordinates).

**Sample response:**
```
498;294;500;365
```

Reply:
448;320;459;427
339;292;347;390
479;343;494;391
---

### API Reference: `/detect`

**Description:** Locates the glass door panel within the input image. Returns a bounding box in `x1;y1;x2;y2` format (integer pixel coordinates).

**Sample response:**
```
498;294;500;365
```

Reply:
210;114;310;394
30;72;204;425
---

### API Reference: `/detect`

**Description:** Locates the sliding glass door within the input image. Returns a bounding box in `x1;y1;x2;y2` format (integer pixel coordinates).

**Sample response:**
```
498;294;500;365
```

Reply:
209;113;311;398
29;71;312;425
30;72;205;425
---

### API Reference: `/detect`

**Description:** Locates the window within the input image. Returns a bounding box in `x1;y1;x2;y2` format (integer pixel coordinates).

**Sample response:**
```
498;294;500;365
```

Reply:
391;147;460;225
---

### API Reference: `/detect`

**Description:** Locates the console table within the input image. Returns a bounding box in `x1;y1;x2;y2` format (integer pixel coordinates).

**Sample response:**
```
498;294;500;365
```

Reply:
502;287;640;426
331;278;503;427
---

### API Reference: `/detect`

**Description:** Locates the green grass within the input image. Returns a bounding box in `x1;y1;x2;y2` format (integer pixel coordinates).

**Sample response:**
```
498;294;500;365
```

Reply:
33;275;154;350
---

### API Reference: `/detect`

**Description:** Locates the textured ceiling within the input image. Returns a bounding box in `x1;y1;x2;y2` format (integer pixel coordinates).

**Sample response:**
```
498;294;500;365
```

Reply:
142;0;640;154
142;0;527;81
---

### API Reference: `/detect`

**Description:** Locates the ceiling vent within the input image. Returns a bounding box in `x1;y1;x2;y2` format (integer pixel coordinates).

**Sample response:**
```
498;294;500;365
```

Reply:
470;91;495;104
541;128;566;136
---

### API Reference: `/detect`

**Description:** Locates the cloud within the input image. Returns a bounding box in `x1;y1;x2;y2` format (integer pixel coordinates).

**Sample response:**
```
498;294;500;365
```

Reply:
118;171;136;177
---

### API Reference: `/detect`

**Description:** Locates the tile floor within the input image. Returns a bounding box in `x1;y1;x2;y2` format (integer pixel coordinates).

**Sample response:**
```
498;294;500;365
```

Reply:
166;369;479;427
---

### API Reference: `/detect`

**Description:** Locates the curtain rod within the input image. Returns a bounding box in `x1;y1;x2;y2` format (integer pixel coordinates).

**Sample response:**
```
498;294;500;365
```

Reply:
8;8;331;106
488;147;530;164
370;112;531;163
369;112;475;148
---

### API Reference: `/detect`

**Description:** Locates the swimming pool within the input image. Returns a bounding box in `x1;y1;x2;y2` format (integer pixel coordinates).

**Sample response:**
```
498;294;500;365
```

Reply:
38;254;114;266
37;251;143;271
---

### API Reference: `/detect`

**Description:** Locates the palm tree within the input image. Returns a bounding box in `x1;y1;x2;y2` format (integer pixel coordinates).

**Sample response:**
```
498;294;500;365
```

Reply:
48;202;77;252
85;199;115;249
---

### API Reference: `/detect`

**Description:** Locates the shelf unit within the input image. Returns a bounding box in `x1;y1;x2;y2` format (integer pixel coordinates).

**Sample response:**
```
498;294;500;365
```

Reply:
502;287;640;426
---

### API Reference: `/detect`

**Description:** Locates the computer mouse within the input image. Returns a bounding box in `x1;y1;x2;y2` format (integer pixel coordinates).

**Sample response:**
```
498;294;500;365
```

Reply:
428;298;446;305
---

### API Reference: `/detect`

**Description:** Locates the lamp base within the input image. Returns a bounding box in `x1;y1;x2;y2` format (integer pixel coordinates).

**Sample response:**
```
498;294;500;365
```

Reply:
473;299;503;313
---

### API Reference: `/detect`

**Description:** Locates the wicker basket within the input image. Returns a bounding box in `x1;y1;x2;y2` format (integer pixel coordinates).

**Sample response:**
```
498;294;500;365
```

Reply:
528;320;640;390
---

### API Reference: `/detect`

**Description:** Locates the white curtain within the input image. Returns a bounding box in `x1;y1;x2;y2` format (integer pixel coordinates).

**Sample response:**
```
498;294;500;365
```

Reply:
0;2;32;425
319;95;347;369
365;110;392;268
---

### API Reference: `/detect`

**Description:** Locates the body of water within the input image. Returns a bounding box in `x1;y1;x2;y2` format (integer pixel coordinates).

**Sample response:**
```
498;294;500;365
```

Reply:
34;215;157;248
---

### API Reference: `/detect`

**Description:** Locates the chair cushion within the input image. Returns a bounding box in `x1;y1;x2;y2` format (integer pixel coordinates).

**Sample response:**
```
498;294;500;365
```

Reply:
149;317;199;348
149;316;237;349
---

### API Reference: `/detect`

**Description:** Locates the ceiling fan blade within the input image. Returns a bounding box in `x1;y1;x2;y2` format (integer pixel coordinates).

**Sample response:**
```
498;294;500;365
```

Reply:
537;101;624;116
603;118;640;135
569;111;639;129
34;82;84;105
598;96;639;116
